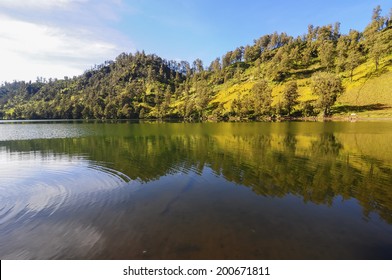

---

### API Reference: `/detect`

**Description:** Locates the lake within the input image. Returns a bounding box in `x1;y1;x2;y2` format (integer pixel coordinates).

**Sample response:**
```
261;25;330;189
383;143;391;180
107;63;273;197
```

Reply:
0;120;392;259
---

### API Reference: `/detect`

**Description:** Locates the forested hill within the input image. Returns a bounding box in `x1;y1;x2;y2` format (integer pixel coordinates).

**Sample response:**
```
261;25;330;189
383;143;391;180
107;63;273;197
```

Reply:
1;5;392;120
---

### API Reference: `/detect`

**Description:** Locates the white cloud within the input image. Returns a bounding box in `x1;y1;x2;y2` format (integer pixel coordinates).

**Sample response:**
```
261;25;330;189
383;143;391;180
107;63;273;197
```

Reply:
0;0;133;83
0;15;121;82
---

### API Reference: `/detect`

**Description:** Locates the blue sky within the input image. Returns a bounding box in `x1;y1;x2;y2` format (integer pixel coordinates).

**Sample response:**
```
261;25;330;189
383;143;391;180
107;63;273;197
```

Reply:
0;0;391;83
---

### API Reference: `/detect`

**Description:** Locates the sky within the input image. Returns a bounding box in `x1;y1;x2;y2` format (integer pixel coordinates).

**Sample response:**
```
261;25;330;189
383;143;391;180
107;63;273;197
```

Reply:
0;0;391;83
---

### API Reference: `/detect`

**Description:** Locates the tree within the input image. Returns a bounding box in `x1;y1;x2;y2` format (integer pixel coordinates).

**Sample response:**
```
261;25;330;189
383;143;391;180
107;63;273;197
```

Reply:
119;104;133;119
364;5;387;70
193;58;204;73
336;30;362;80
317;24;333;41
231;47;244;63
288;45;301;66
256;34;271;52
195;81;210;119
311;72;343;117
268;32;280;50
160;87;172;117
333;22;341;41
336;35;349;72
185;99;196;118
372;5;383;27
369;35;384;70
306;24;316;43
244;45;261;62
301;44;314;67
346;46;362;81
230;98;241;116
209;58;221;72
251;80;272;116
104;102;118;119
282;81;299;116
222;51;233;68
319;40;335;70
139;107;146;119
267;48;290;81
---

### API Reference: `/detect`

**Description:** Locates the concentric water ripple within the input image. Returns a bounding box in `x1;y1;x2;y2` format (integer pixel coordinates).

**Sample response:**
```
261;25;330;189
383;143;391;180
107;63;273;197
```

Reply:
0;150;133;226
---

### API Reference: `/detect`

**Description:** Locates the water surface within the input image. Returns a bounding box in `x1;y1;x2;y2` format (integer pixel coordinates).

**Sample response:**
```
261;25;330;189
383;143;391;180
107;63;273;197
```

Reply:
1;121;392;259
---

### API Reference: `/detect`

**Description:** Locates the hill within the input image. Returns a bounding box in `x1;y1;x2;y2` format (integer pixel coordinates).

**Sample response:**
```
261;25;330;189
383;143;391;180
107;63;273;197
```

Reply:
0;5;391;120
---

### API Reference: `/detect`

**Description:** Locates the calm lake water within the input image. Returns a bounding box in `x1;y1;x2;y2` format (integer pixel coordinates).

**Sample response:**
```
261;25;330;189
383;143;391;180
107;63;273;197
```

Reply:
0;120;392;259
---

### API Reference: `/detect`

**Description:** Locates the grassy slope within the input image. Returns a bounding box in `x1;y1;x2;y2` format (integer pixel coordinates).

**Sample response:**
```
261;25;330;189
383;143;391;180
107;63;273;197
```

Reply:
210;53;392;118
336;54;392;117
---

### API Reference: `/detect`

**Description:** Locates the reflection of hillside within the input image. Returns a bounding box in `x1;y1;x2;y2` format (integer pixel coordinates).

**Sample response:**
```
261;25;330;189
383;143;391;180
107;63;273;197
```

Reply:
1;122;392;224
334;133;392;163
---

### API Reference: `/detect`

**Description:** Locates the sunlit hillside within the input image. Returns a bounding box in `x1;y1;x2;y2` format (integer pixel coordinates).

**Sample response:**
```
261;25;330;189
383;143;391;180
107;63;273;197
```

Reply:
0;7;391;120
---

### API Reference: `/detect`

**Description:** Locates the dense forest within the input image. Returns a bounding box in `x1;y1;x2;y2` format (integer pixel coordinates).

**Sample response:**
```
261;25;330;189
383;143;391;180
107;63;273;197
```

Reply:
1;5;391;120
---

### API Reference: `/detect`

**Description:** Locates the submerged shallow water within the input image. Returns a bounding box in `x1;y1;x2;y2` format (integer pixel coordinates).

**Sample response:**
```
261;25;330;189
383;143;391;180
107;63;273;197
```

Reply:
0;121;392;259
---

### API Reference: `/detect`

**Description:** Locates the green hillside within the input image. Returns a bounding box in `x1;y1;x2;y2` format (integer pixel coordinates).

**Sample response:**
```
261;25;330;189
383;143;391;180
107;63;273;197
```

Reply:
0;5;391;120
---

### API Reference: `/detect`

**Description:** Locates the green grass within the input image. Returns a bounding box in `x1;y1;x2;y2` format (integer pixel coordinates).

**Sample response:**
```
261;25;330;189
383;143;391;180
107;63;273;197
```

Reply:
336;54;392;117
211;81;255;111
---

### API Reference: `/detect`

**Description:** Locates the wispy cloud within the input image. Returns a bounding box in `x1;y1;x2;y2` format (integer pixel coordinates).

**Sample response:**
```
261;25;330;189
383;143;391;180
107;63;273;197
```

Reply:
0;0;133;83
0;0;89;10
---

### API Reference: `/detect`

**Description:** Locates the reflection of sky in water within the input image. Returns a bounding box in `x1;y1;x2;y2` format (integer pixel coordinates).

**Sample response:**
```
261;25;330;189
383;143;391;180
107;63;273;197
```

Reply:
0;122;89;141
0;149;135;224
0;148;138;259
1;222;103;259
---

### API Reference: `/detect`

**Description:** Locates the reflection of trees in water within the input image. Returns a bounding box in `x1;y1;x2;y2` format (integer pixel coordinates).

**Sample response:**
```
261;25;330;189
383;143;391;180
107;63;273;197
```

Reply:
284;135;297;154
307;134;344;205
2;130;392;224
354;155;392;224
310;134;342;157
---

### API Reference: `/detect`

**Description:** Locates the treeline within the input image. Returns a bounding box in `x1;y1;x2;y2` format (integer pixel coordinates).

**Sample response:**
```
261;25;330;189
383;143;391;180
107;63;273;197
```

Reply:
0;5;391;120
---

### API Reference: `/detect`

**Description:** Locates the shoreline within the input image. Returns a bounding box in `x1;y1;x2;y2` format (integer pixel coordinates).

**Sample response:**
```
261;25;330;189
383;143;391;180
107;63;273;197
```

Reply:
2;115;392;123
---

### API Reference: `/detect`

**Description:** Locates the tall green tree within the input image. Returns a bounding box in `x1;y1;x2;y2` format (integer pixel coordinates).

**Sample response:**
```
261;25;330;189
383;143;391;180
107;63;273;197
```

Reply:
193;58;204;73
231;47;244;63
282;81;299;116
209;58;221;72
244;45;261;62
319;41;335;70
311;72;343;116
336;30;362;80
222;51;233;68
251;80;272;116
195;81;210;119
346;48;362;81
364;5;387;70
347;30;362;79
